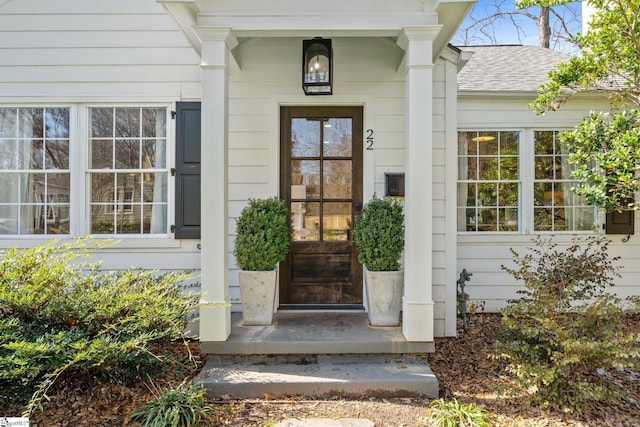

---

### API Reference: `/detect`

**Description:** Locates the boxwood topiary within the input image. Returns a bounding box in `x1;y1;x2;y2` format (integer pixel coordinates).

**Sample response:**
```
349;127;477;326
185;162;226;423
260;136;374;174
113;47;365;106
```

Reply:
233;196;289;271
353;195;404;271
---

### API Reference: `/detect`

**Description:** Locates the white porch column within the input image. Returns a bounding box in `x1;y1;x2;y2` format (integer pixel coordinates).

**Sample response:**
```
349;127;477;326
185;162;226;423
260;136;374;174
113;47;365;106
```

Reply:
197;28;237;342
397;26;441;342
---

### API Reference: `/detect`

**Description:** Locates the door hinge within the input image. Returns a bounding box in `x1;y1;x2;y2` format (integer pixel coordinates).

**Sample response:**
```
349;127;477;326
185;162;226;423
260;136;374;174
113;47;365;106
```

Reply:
171;111;176;119
170;225;176;233
171;168;176;176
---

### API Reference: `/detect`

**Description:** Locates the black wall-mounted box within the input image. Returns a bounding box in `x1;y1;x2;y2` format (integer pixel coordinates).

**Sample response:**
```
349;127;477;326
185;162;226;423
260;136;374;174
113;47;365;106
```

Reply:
385;173;405;197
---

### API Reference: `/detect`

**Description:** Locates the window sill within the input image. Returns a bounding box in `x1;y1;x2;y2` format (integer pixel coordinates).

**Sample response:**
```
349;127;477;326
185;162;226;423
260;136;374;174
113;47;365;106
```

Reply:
0;236;188;250
458;230;600;245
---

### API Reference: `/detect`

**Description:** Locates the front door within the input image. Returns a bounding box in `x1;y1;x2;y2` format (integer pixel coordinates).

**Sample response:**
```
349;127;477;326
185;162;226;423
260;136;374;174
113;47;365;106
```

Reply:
279;106;363;307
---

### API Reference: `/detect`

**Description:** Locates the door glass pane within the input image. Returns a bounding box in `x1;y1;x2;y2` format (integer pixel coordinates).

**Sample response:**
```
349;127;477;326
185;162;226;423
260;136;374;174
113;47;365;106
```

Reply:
291;118;320;157
323;118;352;157
292;201;319;241
323;160;351;199
291;160;320;199
323;202;351;241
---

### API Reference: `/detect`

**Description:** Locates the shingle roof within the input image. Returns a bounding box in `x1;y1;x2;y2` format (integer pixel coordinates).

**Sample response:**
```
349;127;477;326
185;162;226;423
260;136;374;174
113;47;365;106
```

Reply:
456;45;571;93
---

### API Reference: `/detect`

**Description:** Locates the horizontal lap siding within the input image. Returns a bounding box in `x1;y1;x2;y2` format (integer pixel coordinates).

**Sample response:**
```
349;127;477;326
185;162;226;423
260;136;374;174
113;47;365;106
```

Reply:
427;59;448;336
457;235;640;311
0;0;202;272
457;242;522;312
0;0;201;100
457;97;640;312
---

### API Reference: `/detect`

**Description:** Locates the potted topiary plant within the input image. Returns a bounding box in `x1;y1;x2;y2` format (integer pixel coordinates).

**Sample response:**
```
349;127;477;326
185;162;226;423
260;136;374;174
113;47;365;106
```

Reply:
233;196;289;325
353;194;404;326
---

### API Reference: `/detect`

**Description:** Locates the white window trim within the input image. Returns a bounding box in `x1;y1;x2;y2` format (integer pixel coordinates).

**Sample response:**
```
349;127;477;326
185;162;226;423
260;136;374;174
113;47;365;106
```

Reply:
83;104;173;239
0;103;177;245
457;127;601;236
0;104;75;239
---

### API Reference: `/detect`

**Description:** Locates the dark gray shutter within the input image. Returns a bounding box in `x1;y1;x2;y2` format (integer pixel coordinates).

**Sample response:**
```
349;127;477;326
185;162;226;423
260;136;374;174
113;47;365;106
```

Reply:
174;102;201;239
606;209;634;235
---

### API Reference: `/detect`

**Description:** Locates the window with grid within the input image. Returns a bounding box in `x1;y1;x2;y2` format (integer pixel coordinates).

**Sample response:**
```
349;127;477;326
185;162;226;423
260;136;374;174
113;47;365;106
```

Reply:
0;107;70;235
457;131;520;232
534;130;595;231
89;107;168;235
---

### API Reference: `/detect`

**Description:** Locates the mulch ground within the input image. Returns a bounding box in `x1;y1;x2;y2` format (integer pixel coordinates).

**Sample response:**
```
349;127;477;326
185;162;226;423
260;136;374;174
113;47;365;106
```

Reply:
3;313;639;426
430;314;640;426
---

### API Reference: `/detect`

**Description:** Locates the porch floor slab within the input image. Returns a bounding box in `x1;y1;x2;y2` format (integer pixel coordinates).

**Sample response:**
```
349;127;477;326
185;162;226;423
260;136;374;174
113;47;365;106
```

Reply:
200;312;435;355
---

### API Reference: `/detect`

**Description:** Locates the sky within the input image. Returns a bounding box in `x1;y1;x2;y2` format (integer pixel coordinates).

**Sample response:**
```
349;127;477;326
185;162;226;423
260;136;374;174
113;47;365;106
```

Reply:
451;0;583;53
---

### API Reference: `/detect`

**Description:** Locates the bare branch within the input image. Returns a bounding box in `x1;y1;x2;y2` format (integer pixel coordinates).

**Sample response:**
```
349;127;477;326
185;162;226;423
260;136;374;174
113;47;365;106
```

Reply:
453;0;580;50
549;6;576;39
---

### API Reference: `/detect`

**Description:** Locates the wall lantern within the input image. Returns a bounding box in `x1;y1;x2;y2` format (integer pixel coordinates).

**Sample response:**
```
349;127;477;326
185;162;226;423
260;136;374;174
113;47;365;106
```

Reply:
302;37;332;95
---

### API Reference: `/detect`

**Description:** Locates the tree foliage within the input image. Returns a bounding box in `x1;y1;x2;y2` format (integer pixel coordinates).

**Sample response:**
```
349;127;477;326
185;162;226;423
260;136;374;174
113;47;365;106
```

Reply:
562;110;640;210
524;0;640;210
526;0;640;112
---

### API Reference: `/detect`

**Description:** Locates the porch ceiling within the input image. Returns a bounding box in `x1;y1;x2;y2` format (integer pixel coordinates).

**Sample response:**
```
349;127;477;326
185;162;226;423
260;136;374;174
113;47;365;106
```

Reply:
158;0;475;61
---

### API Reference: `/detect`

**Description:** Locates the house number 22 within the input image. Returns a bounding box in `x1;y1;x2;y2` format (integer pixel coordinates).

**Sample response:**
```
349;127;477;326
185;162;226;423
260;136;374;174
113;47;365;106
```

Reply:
366;129;374;150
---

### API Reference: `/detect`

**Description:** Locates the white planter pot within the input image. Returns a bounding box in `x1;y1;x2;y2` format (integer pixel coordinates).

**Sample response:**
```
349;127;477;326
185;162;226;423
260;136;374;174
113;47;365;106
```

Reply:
238;269;277;326
364;268;403;326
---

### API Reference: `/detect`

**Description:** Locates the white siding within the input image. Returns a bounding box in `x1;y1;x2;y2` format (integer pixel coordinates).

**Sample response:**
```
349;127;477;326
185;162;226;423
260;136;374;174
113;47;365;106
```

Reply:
0;0;201;102
457;96;639;313
435;52;462;337
432;58;447;337
0;0;202;272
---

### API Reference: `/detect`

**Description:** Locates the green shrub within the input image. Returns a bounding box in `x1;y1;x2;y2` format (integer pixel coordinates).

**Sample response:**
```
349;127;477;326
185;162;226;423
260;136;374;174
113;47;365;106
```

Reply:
0;238;198;415
233;197;289;271
353;195;404;271
129;381;212;427
495;235;640;410
420;398;493;426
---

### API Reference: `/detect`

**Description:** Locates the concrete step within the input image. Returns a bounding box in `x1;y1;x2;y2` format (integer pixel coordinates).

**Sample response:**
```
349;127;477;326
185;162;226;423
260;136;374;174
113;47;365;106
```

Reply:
196;354;439;399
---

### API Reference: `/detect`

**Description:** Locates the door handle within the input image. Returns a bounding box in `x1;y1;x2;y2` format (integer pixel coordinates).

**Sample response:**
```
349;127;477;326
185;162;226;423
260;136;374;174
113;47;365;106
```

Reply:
354;202;362;211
